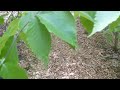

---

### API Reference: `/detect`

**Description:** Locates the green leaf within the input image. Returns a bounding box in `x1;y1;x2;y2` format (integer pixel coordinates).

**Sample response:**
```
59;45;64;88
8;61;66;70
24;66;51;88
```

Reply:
80;16;94;34
19;11;38;33
0;16;4;25
109;16;120;32
0;36;28;79
19;12;51;66
0;62;28;79
6;18;20;36
0;19;19;55
19;32;28;44
0;36;19;64
73;11;80;19
0;36;8;55
0;58;5;67
37;11;78;48
89;11;120;37
79;11;96;22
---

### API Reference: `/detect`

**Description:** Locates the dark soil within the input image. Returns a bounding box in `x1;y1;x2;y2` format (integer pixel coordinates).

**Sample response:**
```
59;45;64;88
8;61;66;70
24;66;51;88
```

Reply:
18;19;120;79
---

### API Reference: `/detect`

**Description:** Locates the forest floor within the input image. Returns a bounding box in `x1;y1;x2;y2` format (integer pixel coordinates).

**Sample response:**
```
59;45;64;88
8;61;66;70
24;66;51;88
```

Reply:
18;19;120;79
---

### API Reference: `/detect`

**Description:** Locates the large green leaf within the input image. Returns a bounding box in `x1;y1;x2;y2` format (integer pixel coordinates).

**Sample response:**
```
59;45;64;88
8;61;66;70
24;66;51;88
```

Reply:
0;36;18;64
0;36;28;79
79;11;96;22
37;11;78;48
0;19;19;55
0;58;5;66
19;12;51;66
80;16;94;34
89;11;120;37
0;62;28;79
109;16;120;32
6;18;20;36
19;32;28;44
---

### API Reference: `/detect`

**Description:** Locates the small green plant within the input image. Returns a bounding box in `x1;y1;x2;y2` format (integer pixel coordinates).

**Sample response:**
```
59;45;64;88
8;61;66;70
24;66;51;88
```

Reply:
0;11;77;79
73;11;120;52
1;11;120;79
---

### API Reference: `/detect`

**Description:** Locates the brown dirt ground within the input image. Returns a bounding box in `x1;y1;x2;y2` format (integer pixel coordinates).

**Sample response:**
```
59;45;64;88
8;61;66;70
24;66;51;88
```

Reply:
18;19;120;79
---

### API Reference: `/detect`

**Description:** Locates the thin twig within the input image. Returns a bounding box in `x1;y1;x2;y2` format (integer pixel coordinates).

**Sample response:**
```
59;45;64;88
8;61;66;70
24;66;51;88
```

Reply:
4;22;29;59
113;32;119;52
4;11;39;61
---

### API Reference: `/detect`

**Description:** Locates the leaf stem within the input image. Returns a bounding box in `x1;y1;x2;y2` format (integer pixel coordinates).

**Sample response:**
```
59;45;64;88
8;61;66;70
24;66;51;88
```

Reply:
113;32;119;52
4;22;29;59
